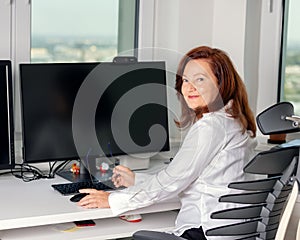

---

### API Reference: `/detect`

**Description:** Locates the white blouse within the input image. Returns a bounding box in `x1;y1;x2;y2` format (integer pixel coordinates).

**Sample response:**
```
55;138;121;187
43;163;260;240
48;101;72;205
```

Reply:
109;105;257;239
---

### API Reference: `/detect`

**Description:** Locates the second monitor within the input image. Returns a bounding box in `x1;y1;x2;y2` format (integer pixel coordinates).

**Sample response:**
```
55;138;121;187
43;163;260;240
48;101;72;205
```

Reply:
0;60;14;171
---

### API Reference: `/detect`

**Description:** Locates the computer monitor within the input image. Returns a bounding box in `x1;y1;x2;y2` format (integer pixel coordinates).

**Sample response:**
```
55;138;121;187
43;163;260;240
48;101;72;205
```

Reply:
0;60;15;170
19;61;169;181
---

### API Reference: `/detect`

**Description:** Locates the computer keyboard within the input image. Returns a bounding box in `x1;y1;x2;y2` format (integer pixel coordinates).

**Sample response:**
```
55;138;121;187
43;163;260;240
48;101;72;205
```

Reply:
52;181;117;195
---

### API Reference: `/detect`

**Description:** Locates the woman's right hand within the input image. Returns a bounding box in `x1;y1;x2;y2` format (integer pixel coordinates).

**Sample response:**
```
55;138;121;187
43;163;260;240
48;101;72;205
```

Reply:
112;165;135;188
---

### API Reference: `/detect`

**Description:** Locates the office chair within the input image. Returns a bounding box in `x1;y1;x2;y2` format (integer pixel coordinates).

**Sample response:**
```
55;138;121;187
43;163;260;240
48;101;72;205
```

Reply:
205;146;299;239
133;102;300;240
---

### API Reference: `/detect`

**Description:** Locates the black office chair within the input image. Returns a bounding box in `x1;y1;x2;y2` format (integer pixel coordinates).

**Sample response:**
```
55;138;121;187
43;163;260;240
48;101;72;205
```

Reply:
205;102;300;239
133;102;300;240
205;146;299;239
256;102;300;135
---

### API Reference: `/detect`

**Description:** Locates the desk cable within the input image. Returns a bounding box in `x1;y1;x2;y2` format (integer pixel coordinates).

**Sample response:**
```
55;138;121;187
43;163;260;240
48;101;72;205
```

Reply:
0;160;71;182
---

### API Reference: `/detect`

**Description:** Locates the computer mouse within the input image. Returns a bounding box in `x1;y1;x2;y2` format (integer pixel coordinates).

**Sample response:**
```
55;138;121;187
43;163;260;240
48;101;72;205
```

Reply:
119;214;142;222
70;193;89;202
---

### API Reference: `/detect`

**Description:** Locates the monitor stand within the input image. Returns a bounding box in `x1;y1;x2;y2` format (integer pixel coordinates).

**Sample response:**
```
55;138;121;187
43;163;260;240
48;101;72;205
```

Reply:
118;153;150;170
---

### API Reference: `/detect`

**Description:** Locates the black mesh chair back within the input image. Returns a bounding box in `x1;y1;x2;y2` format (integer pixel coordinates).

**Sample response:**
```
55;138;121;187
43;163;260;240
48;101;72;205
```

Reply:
206;147;299;239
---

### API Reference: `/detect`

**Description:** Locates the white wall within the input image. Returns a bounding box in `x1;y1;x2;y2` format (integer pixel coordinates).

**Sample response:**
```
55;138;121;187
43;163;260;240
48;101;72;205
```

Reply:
140;0;249;83
212;0;247;77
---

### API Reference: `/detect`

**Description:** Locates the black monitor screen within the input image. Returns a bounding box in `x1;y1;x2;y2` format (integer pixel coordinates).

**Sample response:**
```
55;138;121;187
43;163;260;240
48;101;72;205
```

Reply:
0;60;14;169
20;61;169;163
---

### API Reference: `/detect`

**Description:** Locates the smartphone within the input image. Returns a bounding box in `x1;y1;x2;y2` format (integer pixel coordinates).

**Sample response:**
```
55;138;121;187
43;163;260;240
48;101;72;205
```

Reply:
74;220;96;227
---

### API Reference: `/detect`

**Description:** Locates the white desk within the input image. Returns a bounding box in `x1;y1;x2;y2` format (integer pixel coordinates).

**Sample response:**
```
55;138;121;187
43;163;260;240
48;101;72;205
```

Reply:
0;173;180;239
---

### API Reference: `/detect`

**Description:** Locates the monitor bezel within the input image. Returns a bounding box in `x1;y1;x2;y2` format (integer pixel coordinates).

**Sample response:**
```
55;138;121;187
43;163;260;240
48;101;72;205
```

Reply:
19;61;170;164
0;60;15;170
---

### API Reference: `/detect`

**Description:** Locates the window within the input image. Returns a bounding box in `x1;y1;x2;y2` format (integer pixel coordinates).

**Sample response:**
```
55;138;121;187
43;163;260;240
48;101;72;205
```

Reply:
2;0;138;133
279;0;300;115
31;0;138;63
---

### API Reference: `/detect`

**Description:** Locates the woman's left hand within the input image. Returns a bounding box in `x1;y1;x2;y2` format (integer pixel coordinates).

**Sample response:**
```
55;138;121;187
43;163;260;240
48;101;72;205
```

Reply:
77;189;110;209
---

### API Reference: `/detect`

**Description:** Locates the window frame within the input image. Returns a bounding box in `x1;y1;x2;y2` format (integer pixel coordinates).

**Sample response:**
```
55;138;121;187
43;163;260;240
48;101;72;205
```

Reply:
278;0;289;102
257;0;300;139
278;0;300;116
256;0;284;115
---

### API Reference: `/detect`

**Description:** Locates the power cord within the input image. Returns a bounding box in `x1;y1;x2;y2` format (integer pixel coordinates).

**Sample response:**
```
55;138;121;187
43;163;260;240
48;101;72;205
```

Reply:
0;160;72;182
11;164;46;182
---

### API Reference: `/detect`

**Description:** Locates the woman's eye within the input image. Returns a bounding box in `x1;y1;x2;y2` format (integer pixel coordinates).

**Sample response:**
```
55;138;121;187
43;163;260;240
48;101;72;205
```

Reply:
183;78;189;82
196;77;204;82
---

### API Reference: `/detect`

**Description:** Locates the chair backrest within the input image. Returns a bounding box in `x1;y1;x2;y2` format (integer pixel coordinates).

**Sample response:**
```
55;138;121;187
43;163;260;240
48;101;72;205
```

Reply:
206;146;299;240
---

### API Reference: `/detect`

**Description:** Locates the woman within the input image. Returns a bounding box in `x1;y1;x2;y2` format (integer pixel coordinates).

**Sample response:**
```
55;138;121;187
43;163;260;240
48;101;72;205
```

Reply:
78;46;257;240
